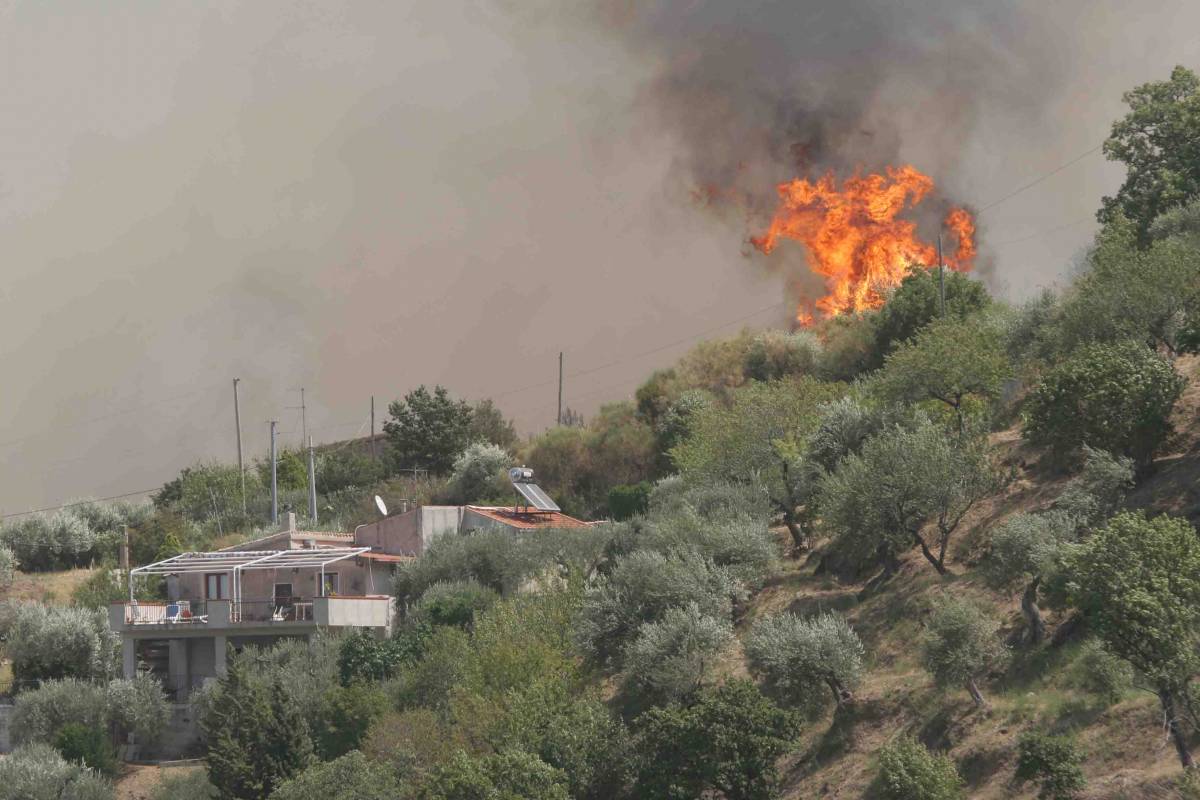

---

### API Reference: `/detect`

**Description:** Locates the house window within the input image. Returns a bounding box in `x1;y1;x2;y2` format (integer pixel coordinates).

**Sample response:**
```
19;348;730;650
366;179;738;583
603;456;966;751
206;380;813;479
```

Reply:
273;583;293;602
318;572;339;597
205;573;230;600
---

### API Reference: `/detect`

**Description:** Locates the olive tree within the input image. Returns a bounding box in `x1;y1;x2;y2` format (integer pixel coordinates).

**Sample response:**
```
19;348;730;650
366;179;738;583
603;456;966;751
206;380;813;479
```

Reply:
821;417;1000;576
672;377;840;551
1;602;118;684
1023;341;1184;470
876;316;1011;432
985;512;1072;644
446;443;511;504
922;597;1007;708
0;742;114;800
1064;511;1200;768
745;610;864;715
623;602;734;704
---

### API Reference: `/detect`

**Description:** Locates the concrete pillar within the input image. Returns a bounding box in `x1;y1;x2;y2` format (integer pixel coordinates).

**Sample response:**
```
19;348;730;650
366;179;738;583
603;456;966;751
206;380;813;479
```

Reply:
121;638;136;679
214;635;228;677
168;640;189;697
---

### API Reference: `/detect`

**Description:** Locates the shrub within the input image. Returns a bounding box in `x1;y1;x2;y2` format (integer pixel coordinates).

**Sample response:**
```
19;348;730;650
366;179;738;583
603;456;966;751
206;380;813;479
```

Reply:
70;567;128;610
2;603;119;685
337;628;425;685
623;603;733;704
743;329;822;381
1015;730;1086;800
636;680;800;800
315;449;385;495
411;579;499;630
872;268;992;362
1075;639;1134;705
0;543;14;588
1053;446;1135;528
105;675;171;743
1023;341;1185;469
148;770;219;800
745;611;864;715
922;597;1007;708
268;751;401;800
0;742;114;800
607;482;652;521
876;736;964;800
417;750;569;800
636;505;777;588
53;723;117;777
573;549;742;667
12;679;108;745
394;529;532;606
445;442;511;504
362;708;471;779
0;512;97;572
314;683;387;759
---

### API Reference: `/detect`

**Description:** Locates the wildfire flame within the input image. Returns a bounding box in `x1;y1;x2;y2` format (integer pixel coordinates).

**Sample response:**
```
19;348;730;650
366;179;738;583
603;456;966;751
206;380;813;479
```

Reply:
751;165;976;324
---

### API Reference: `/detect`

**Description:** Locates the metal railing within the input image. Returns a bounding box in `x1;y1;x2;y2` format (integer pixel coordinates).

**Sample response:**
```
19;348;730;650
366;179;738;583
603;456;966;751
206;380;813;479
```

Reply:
231;598;315;623
124;601;209;625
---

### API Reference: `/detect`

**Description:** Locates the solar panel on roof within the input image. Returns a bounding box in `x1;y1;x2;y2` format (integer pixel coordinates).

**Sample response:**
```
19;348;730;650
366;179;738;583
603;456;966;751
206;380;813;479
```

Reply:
513;480;561;512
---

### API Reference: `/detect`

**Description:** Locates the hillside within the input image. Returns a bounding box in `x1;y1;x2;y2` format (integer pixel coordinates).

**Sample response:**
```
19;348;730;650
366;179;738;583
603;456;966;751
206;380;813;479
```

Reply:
750;355;1200;799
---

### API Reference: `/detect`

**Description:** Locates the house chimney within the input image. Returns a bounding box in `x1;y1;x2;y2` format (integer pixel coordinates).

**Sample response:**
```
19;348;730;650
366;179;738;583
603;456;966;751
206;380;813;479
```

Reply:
283;511;297;533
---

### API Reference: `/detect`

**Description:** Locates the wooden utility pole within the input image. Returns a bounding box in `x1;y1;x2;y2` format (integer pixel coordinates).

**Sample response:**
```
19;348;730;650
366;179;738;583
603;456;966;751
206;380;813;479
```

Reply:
269;420;278;525
557;352;563;426
307;436;318;524
233;378;246;513
937;233;946;318
300;387;307;448
370;396;376;460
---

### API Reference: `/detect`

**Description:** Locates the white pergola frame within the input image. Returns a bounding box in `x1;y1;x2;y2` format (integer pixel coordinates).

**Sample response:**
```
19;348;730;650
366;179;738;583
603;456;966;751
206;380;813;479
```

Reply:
129;547;372;605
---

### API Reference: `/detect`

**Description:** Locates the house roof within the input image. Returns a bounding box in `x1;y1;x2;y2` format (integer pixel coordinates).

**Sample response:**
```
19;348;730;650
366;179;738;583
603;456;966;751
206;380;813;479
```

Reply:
359;552;414;563
218;529;355;552
465;506;591;530
131;547;371;575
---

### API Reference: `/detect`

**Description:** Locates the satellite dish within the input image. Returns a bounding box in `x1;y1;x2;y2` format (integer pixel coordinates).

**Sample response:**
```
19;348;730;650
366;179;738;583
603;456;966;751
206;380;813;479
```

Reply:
374;495;388;517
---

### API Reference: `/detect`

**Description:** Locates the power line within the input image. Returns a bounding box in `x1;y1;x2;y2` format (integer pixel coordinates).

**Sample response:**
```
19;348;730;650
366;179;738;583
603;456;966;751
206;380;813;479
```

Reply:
991;216;1096;247
977;144;1103;213
0;488;160;521
491;299;789;401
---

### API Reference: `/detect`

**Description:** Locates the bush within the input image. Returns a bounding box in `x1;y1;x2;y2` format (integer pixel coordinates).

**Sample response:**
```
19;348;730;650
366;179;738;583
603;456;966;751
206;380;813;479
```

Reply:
1023;341;1185;469
417;751;569;800
573;549;742;667
148;770;219;800
268;751;401;800
636;504;777;588
0;512;97;572
743;330;822;381
623;603;733;704
0;543;14;588
53;723;117;777
1075;639;1134;705
13;676;169;752
1015;730;1086;800
315;449;386;495
337;628;424;685
1053;446;1135;528
445;442;512;504
2;603;119;685
105;675;171;743
872;268;992;367
70;567;128;610
394;530;531;606
636;680;800;800
745;611;864;715
314;683;387;759
922;597;1007;708
876;736;964;800
0;742;114;800
607;482;652;521
411;579;499;630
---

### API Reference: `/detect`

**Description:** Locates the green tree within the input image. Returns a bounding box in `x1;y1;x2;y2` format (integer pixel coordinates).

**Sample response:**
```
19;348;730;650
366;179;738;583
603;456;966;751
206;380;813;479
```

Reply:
921;597;1007;708
876;316;1011;432
314;683;386;759
622;602;734;705
1064;511;1200;768
53;723;116;777
416;750;569;800
872;268;992;367
985;512;1072;645
745;610;864;715
467;398;518;451
384;385;474;475
820;417;999;576
411;579;499;630
1099;66;1200;242
742;330;821;381
202;661;314;799
446;443;512;504
3;604;119;685
876;736;963;800
268;751;400;800
1023;341;1184;470
635;680;800;800
672;376;840;551
0;742;114;800
1015;730;1086;800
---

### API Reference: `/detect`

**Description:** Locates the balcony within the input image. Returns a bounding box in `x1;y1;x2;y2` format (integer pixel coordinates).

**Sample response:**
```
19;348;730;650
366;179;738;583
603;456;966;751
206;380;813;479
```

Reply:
110;596;392;633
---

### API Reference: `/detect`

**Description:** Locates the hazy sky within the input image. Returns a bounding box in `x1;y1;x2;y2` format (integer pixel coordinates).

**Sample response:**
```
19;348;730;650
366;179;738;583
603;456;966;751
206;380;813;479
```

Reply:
1;1;1198;512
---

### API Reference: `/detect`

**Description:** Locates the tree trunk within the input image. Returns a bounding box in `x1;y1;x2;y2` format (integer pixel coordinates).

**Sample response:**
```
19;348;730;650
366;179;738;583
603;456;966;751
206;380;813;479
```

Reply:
966;677;986;708
1050;612;1085;647
782;513;806;554
828;677;852;708
916;535;947;575
1021;577;1045;645
1161;687;1195;769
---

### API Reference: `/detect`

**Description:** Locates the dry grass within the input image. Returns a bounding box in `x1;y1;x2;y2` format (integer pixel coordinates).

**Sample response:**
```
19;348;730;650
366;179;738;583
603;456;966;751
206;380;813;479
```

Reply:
114;763;205;800
2;567;97;605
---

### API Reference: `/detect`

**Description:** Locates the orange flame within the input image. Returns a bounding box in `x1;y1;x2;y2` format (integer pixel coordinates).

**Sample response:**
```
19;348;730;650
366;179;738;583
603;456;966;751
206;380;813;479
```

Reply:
751;165;976;324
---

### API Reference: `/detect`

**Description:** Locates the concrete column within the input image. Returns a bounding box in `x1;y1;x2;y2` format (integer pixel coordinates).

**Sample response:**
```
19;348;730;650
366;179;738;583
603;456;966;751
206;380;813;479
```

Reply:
214;635;228;677
168;640;189;697
121;637;137;679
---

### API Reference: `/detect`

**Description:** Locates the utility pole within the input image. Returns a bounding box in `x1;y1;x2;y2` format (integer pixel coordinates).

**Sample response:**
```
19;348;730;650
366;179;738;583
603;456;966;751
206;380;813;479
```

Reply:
307;436;318;525
233;378;246;513
269;420;279;525
937;233;946;318
370;396;376;460
299;387;307;448
557;352;563;426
